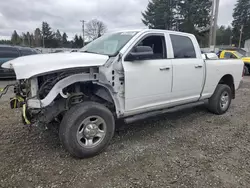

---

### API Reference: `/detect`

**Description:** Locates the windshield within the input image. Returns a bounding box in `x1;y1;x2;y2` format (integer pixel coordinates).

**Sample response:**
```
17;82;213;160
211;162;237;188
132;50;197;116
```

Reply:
234;51;244;58
80;31;137;56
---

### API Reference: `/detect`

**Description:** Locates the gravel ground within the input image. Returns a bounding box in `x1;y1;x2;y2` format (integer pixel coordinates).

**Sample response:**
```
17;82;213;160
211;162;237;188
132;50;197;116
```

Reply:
0;77;250;188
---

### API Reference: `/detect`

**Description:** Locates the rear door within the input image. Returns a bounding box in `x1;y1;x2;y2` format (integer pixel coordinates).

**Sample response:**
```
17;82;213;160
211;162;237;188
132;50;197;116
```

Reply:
169;34;205;104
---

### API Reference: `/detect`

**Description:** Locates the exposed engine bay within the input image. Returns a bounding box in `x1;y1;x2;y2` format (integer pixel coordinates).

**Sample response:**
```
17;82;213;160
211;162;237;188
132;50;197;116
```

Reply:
11;67;118;126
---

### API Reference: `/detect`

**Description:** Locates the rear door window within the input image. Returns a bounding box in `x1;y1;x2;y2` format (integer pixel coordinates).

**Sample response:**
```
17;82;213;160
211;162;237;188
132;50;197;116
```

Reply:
170;34;196;58
0;47;19;58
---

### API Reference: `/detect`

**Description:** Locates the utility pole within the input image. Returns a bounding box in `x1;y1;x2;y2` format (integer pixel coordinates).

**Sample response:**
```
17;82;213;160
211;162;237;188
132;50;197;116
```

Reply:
212;0;220;49
239;25;244;48
80;20;85;47
209;0;220;52
209;0;215;48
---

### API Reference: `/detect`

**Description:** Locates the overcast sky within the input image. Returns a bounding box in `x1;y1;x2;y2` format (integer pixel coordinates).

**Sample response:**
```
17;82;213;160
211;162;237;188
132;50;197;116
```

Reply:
0;0;236;40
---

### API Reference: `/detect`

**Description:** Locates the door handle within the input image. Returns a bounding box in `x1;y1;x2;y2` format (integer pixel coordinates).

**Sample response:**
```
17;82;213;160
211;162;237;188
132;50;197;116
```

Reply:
159;67;170;71
195;65;203;68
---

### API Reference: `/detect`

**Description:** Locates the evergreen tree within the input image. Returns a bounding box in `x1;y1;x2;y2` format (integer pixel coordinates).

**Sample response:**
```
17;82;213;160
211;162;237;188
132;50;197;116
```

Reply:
232;0;250;47
62;32;68;47
26;32;31;46
177;0;211;34
55;29;62;46
30;34;35;47
11;30;21;45
216;26;233;46
73;34;79;48
42;22;54;47
34;28;42;47
22;33;28;46
78;36;83;48
142;0;176;30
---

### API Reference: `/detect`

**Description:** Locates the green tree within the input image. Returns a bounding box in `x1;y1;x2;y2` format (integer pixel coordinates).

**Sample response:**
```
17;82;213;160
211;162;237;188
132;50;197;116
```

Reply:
55;29;62;46
142;0;176;30
42;22;54;47
232;0;250;47
22;33;28;46
73;34;79;48
177;0;211;34
142;0;211;43
34;28;42;47
62;32;68;47
11;30;21;45
26;32;31;46
78;36;83;48
30;34;35;47
0;40;11;45
216;26;233;46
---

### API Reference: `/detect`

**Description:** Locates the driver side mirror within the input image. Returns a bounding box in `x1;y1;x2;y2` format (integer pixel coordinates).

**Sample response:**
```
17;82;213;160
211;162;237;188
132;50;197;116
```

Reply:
125;46;154;61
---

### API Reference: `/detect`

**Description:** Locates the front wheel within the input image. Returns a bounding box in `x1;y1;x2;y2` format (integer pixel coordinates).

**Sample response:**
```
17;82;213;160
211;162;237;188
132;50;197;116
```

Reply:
59;102;115;158
207;84;232;115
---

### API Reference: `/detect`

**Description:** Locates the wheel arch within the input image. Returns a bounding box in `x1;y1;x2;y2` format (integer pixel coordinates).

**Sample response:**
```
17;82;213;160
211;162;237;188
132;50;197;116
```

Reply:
218;74;235;99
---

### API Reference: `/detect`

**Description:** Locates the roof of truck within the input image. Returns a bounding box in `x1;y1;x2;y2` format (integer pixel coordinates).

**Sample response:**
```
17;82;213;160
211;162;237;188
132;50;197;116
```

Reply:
109;29;195;36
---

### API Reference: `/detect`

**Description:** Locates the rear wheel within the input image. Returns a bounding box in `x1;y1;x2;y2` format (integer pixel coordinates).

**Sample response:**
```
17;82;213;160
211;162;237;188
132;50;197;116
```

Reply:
207;84;232;115
59;101;115;158
244;65;249;75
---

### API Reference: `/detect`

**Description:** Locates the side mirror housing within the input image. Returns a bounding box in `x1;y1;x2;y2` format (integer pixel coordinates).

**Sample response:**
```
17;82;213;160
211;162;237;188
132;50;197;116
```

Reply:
125;46;154;61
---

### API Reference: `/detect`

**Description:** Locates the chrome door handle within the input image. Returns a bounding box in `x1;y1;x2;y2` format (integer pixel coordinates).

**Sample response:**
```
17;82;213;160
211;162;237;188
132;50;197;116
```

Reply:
195;65;203;68
160;67;170;71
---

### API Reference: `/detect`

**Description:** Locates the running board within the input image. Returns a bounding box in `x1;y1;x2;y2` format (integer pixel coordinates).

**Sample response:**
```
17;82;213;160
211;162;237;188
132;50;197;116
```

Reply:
124;101;206;124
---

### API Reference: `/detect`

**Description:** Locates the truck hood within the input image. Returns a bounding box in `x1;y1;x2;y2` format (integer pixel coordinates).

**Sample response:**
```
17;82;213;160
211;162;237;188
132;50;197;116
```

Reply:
242;57;250;64
1;52;109;79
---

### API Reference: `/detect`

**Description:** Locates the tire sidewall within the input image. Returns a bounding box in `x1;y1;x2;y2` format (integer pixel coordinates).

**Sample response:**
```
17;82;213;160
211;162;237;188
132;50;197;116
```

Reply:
60;102;115;158
216;85;232;114
244;65;249;75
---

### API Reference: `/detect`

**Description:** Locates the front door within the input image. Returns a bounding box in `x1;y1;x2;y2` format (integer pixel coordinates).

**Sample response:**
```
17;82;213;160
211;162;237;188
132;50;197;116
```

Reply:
122;34;173;114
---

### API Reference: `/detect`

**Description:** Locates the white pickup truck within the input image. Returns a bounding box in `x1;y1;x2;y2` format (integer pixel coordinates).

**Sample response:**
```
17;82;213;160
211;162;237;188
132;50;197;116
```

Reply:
1;29;244;158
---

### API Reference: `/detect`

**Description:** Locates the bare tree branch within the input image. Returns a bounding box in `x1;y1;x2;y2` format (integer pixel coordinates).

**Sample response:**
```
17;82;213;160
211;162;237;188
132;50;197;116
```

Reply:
85;19;107;40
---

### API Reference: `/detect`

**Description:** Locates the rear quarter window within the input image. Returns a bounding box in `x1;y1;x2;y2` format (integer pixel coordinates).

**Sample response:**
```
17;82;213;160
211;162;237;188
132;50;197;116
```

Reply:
170;34;196;58
0;47;19;58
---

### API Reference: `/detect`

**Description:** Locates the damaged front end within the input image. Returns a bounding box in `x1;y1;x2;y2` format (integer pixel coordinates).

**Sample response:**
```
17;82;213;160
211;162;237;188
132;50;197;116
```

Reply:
7;80;36;125
5;68;99;127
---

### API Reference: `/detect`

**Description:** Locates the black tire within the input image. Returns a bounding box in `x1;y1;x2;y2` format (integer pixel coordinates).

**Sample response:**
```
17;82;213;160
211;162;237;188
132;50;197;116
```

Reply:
207;84;232;115
59;101;115;158
244;65;249;75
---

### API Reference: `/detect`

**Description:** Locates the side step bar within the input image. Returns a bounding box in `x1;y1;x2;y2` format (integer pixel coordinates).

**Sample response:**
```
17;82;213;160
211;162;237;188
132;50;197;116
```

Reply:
124;101;206;124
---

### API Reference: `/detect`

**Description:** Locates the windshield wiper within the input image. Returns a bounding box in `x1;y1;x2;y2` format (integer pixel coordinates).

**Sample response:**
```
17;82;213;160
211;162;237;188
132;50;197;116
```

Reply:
80;50;95;54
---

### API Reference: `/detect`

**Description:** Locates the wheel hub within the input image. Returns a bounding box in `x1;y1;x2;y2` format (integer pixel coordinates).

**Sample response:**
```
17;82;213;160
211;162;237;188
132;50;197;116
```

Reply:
84;124;98;138
220;91;229;109
76;115;107;148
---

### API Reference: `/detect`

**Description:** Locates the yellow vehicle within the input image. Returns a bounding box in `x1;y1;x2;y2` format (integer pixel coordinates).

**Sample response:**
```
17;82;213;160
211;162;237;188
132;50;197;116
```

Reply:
218;50;250;75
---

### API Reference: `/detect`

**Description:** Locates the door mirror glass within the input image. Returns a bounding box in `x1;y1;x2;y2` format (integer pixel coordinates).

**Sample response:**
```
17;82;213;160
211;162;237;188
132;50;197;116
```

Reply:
125;46;154;61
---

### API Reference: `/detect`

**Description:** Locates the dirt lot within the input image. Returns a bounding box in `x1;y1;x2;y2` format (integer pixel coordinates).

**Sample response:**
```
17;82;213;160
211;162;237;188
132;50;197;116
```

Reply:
1;78;250;188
